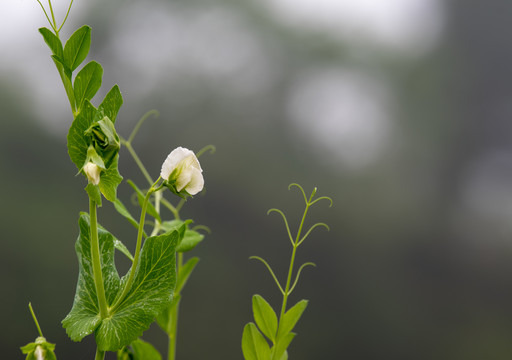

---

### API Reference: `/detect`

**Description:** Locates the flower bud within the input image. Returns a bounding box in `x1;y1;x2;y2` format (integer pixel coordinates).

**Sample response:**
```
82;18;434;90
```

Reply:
83;162;101;185
161;147;204;196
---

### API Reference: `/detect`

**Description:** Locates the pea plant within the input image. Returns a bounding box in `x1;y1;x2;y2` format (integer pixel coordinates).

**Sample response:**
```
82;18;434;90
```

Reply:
21;2;332;359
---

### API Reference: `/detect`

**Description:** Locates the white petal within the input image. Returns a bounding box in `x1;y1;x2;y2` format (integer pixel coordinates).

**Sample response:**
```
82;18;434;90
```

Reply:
160;147;195;180
184;167;204;195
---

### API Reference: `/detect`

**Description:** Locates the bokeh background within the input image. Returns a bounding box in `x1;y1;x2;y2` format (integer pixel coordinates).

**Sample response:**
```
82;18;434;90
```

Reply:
3;0;512;358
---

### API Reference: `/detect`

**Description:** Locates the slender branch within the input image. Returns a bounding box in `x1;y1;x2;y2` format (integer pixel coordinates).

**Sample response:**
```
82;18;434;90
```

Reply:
267;208;294;246
28;303;44;337
310;196;333;208
196;145;216;158
58;0;75;33
47;0;57;31
121;140;154;186
36;1;54;31
297;222;330;247
288;262;316;295
128;110;159;144
288;183;308;204
250;256;285;295
161;198;179;219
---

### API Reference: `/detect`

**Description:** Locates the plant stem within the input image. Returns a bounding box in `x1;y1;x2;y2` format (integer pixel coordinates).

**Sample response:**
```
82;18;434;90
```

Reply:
123;141;154;186
279;199;311;320
95;348;105;360
28;303;44;337
89;197;109;319
168;299;180;360
168;252;183;360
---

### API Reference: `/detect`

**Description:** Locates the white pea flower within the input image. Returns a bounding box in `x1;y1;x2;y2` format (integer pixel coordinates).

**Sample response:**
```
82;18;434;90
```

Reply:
83;162;101;185
160;147;204;196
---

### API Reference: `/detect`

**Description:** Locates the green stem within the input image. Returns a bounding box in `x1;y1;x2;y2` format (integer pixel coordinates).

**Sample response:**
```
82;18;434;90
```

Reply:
89;197;109;319
168;252;183;360
122;140;154;186
28;303;44;337
47;0;57;32
110;185;155;312
95;348;105;360
279;200;311;320
168;299;180;360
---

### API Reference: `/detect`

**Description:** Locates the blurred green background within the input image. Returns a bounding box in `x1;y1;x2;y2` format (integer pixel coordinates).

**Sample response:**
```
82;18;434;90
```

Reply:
3;0;512;358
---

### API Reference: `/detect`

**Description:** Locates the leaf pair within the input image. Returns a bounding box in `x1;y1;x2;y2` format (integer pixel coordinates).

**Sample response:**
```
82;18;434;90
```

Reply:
62;213;180;351
39;25;95;115
242;295;308;360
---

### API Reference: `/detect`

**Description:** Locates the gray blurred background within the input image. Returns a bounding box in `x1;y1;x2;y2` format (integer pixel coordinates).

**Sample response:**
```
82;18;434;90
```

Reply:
3;0;512;358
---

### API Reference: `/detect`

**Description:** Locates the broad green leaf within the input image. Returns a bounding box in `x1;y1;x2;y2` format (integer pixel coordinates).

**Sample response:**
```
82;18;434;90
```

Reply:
270;334;294;360
242;323;271;360
177;229;204;252
63;25;91;71
252;295;278;342
74;61;103;112
130;338;162;360
67;100;99;169
113;198;143;233
117;338;162;360
113;238;133;261
99;85;123;123
127;180;161;222
62;213;121;342
276;300;308;341
161;220;204;252
39;27;63;58
95;229;179;351
98;155;123;202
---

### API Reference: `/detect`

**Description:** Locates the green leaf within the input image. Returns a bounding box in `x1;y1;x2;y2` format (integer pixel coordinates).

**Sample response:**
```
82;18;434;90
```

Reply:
21;336;57;360
252;295;278;342
99;85;123;123
161;220;204;252
39;27;63;58
242;323;271;360
270;334;294;360
51;55;75;110
276;300;308;341
113;238;133;261
113;198;142;233
175;257;199;294
62;213;121;342
67;100;99;170
177;229;204;252
127;180;161;223
63;25;91;71
130;338;162;360
95;229;179;351
98;155;123;202
74;61;103;112
85;183;102;207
